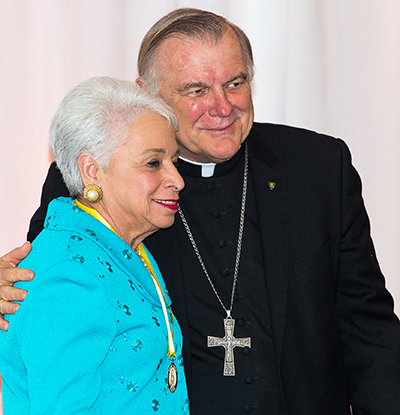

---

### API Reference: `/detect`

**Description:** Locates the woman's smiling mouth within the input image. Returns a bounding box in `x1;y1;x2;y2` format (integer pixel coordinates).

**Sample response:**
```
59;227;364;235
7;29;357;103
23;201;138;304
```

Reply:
153;199;179;210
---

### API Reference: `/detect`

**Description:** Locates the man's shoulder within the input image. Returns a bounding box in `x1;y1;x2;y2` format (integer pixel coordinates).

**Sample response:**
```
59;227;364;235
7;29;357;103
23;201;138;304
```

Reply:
249;122;346;159
251;122;340;146
247;122;353;177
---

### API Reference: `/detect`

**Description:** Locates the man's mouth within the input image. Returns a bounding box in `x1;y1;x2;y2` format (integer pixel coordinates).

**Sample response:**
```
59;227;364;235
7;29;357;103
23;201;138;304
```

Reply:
200;120;236;132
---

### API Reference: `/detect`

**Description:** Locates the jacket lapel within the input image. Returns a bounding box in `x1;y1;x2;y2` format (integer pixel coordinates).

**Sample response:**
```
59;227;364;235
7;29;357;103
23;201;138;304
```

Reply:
248;125;290;363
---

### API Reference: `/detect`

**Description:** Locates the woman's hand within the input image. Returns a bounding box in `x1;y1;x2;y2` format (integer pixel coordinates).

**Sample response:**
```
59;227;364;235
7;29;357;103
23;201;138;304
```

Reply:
0;242;34;331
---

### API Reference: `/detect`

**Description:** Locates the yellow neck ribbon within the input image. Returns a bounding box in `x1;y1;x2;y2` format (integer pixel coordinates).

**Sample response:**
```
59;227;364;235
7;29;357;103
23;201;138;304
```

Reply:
74;199;176;360
74;199;118;234
137;244;176;360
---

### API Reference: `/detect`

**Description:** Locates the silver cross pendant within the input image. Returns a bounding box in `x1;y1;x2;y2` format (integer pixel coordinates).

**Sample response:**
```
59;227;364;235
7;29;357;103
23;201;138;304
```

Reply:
208;318;251;376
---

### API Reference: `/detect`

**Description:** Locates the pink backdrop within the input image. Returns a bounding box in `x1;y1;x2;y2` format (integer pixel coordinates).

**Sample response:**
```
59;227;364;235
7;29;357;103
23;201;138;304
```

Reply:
1;1;400;410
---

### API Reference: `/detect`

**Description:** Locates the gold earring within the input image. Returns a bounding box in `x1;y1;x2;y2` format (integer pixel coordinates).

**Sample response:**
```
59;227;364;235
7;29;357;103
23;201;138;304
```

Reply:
83;184;103;203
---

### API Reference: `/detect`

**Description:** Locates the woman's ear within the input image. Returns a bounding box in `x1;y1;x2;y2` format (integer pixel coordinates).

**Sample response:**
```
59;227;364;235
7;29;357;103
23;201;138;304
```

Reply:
78;153;101;187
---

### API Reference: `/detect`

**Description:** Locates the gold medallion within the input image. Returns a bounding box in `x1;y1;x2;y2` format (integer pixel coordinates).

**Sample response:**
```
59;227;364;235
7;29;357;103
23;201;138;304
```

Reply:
167;362;178;393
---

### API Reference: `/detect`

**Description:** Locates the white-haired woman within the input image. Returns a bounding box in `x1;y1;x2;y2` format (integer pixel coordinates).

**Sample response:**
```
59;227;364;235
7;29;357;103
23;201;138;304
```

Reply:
0;77;188;414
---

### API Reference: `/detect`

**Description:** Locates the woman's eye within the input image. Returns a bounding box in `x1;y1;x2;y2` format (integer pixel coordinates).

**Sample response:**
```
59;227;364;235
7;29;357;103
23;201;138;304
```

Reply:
173;160;180;169
147;160;160;168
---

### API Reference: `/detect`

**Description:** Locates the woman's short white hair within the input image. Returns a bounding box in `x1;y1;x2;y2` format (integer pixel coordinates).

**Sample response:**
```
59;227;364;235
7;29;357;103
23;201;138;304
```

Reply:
49;76;178;198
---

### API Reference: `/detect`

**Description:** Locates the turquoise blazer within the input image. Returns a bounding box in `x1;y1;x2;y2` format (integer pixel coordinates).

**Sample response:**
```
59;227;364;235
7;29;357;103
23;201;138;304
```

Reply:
0;197;189;414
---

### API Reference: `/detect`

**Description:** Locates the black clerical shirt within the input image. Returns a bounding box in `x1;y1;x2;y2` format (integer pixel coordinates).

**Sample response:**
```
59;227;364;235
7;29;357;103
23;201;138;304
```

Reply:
170;146;285;414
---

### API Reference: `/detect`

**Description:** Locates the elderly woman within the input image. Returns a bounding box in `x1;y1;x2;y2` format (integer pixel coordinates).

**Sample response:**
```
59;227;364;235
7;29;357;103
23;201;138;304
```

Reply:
0;77;188;414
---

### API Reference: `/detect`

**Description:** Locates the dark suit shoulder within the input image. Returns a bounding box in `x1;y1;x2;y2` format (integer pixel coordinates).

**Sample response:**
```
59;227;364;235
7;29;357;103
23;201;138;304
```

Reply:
249;122;350;169
27;162;70;242
251;121;342;149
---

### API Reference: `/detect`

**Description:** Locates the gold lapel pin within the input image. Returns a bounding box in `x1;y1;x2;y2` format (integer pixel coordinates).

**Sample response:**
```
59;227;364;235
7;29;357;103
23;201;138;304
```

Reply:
268;182;276;190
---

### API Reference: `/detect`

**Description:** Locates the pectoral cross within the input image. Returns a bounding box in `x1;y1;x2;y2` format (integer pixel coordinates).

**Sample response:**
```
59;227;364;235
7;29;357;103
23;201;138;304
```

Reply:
208;318;251;376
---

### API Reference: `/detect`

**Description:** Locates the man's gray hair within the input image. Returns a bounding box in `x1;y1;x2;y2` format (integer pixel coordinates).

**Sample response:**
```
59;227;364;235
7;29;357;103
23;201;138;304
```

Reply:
138;8;255;94
50;76;178;198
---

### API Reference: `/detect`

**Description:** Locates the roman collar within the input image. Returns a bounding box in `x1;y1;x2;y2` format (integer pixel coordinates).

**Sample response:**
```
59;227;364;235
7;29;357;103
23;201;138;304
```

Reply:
177;144;245;178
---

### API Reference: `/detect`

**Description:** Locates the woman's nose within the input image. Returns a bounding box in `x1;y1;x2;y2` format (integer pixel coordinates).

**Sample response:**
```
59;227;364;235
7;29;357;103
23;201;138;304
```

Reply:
166;166;185;192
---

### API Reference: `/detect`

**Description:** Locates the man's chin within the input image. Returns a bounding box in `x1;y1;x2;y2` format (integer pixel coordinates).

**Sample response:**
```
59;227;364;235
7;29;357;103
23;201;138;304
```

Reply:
178;134;244;163
211;140;244;163
200;146;241;164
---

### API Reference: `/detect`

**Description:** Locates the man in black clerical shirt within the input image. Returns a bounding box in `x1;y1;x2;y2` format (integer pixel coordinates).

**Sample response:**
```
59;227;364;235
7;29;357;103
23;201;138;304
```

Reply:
1;8;400;415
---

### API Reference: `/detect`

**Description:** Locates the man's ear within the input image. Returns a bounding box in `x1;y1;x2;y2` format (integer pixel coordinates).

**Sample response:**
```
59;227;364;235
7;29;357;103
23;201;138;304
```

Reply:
136;77;148;91
78;153;101;187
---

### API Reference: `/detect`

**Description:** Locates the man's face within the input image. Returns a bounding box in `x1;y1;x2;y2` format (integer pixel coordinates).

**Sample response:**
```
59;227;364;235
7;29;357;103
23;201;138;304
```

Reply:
154;28;254;164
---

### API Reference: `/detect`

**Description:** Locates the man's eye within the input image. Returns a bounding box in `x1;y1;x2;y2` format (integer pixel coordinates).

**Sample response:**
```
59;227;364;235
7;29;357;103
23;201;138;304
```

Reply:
228;81;241;88
173;160;180;169
190;88;204;96
147;160;160;168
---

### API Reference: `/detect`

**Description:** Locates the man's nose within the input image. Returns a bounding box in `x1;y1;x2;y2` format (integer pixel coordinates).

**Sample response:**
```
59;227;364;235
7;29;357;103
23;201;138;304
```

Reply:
208;90;233;117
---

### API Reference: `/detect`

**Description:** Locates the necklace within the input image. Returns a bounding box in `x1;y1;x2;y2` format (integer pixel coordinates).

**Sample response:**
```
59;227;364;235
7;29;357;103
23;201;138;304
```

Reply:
178;142;251;376
135;245;178;393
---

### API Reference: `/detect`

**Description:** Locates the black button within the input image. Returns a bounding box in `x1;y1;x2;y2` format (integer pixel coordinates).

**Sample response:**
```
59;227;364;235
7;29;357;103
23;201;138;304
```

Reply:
221;268;230;277
212;210;221;218
243;405;252;413
245;375;253;384
238;318;246;326
234;293;245;303
218;239;226;248
243;347;251;355
206;183;215;190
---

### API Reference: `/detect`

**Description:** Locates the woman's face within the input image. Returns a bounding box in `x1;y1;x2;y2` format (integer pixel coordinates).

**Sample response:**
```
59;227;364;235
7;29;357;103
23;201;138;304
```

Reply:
97;113;184;247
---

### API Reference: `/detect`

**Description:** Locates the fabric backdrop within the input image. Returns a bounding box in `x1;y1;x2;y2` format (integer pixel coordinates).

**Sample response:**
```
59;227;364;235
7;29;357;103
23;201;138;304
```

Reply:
0;0;399;322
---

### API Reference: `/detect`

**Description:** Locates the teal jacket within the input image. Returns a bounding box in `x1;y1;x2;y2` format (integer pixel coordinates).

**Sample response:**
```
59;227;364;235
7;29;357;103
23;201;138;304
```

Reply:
0;197;189;414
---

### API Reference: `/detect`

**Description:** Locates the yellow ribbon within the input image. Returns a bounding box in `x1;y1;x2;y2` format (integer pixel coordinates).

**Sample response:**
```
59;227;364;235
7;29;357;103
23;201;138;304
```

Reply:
74;199;118;234
136;244;176;359
74;199;176;359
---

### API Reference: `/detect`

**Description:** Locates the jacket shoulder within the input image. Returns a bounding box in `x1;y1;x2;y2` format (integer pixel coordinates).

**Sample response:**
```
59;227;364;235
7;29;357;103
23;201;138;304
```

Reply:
249;122;350;166
251;122;343;148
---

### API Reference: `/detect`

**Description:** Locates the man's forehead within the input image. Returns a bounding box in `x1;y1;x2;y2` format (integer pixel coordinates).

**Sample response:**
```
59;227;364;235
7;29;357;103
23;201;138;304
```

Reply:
159;41;247;83
161;31;223;52
158;30;245;66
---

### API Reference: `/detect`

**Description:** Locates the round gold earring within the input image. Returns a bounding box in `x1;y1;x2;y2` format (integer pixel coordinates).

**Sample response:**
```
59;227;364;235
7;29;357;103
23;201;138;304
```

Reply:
83;184;103;203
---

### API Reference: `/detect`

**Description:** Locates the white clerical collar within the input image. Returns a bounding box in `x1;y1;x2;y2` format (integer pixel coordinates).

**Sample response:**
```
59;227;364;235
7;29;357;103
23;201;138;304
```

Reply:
179;156;216;177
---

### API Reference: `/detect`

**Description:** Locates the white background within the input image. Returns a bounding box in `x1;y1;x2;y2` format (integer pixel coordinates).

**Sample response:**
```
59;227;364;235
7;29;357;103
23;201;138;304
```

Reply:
1;0;399;320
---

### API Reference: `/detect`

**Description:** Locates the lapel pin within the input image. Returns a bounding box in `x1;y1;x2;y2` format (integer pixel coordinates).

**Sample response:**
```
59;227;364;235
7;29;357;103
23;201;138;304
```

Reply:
268;182;276;190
